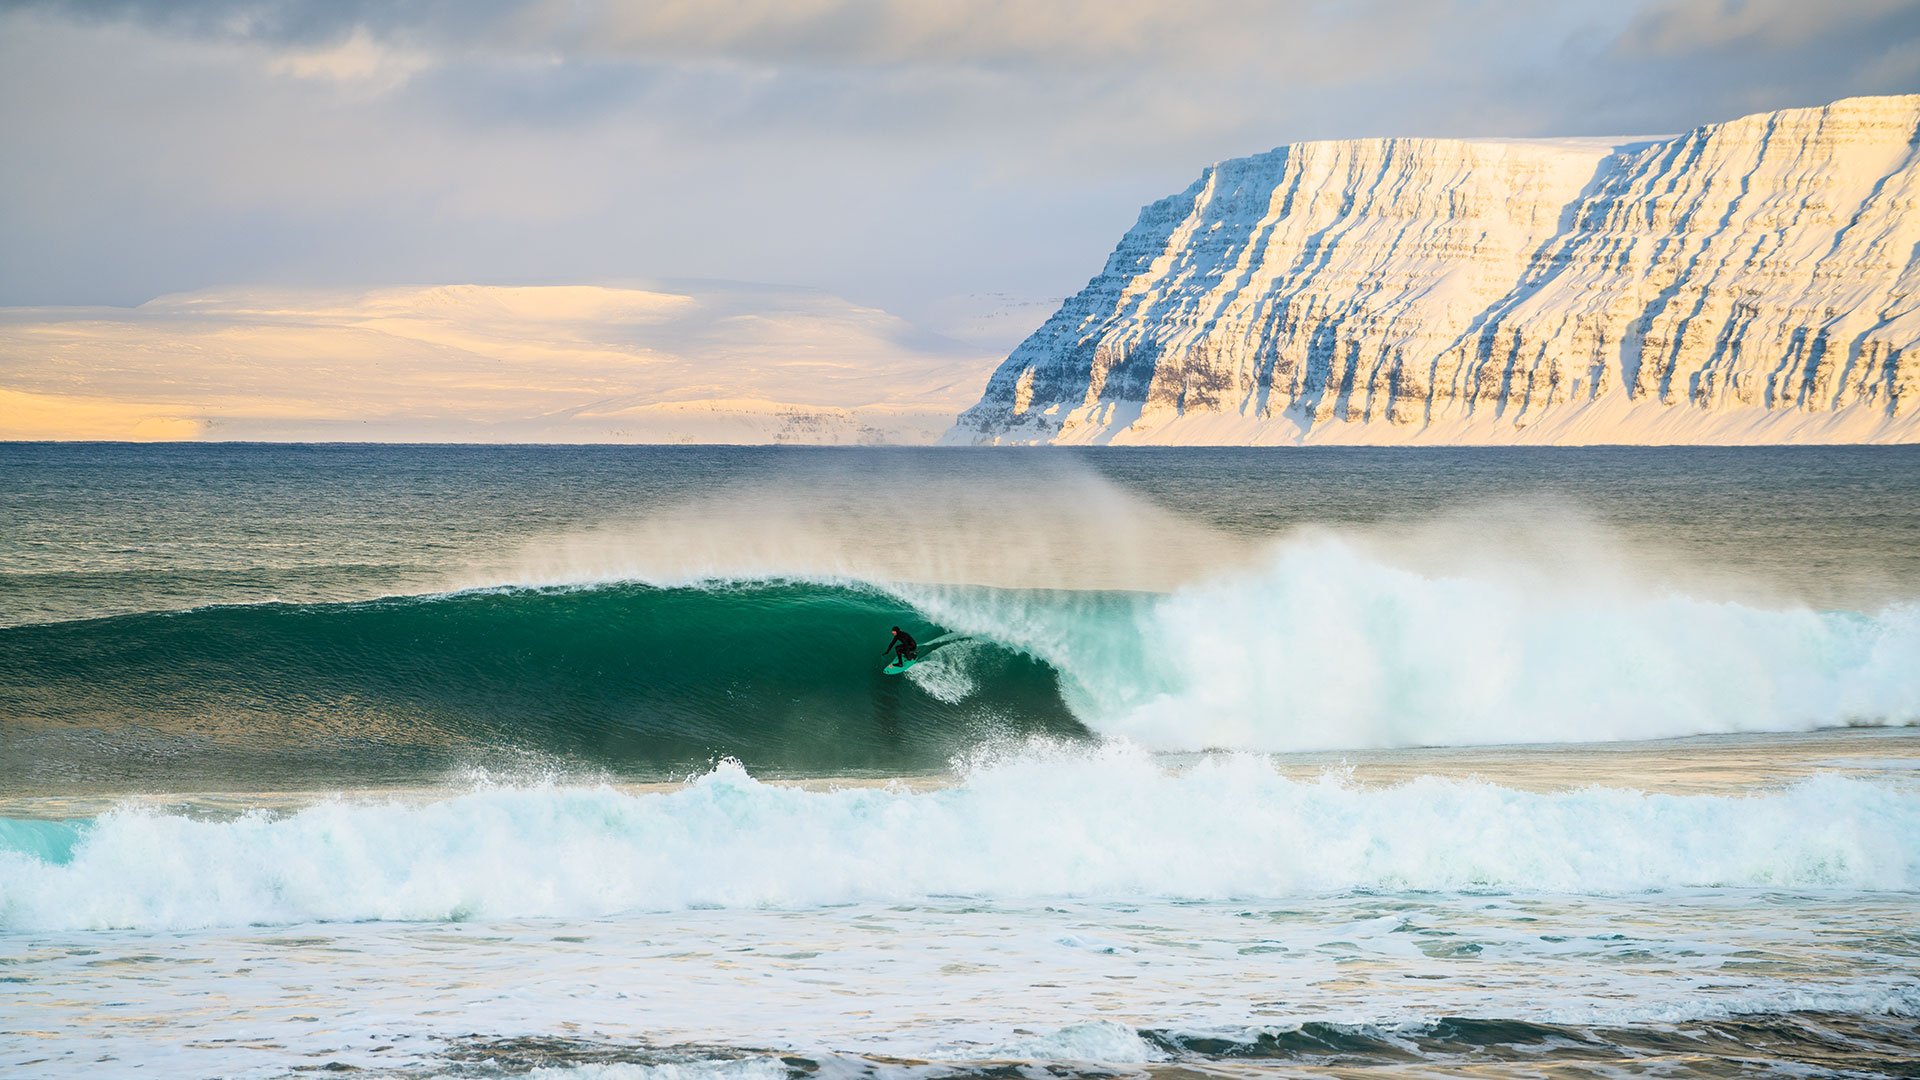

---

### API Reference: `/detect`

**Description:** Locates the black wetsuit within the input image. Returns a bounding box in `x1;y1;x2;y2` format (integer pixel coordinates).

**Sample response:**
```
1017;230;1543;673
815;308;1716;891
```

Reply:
889;630;918;662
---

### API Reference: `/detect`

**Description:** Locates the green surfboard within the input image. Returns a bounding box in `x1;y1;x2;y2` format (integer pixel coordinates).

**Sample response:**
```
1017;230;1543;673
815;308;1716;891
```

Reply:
882;658;918;675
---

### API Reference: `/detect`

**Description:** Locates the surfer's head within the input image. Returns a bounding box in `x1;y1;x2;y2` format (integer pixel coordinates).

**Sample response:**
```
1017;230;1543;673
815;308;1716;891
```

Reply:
891;626;901;633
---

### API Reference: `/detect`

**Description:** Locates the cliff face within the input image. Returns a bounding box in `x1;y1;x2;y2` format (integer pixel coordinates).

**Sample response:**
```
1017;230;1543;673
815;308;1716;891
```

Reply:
950;96;1920;445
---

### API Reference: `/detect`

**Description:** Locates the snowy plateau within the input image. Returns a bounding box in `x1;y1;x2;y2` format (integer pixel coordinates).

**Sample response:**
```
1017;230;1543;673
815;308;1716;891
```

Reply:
949;95;1920;446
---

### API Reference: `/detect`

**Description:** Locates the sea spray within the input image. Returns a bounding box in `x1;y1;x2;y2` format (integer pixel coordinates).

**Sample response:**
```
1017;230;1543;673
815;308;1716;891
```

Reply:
5;745;1917;932
896;537;1920;750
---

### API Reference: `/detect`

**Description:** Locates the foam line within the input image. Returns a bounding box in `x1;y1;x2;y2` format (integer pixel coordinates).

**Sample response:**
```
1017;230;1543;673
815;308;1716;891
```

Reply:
4;747;1916;932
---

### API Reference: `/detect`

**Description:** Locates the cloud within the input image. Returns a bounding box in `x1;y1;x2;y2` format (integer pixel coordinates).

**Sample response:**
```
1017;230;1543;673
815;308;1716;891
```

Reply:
1592;0;1920;126
2;0;1916;321
0;387;203;440
20;0;1386;68
0;283;998;442
267;26;434;93
1615;0;1920;54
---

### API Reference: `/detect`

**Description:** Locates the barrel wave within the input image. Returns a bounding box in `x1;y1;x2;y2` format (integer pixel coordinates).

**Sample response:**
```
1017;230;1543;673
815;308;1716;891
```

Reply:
0;582;1085;788
6;534;1919;789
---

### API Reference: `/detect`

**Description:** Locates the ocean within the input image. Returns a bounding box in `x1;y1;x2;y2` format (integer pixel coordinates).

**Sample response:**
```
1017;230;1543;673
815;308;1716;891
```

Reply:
2;442;1917;1079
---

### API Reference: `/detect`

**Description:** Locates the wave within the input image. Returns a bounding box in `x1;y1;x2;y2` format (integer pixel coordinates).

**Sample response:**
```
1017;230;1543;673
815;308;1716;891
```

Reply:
4;746;1917;931
0;580;1083;785
479;1011;1920;1079
3;535;1916;787
901;537;1920;752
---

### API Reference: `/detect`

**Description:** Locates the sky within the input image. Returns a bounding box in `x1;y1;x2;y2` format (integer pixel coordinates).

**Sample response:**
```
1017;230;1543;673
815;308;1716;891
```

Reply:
4;0;1919;327
0;282;992;440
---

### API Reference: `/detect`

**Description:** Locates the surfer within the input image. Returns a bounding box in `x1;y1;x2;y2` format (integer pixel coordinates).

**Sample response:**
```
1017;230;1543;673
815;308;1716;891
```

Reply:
883;626;918;665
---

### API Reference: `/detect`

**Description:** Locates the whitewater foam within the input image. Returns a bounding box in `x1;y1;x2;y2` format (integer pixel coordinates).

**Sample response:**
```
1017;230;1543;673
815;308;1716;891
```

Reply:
12;889;1917;1079
901;635;983;703
896;536;1920;751
986;1020;1162;1063
5;747;1916;932
525;1062;791;1080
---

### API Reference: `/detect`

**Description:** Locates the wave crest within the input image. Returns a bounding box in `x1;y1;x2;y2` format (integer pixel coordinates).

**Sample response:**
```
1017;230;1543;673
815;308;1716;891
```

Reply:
4;534;1916;789
5;747;1917;932
902;537;1920;750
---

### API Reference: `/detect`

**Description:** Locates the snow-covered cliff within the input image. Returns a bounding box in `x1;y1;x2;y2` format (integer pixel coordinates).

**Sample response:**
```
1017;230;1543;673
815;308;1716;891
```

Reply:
950;96;1920;445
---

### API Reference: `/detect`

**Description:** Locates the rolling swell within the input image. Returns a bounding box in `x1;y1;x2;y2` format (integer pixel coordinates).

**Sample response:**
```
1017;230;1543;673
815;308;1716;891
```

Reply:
0;582;1084;788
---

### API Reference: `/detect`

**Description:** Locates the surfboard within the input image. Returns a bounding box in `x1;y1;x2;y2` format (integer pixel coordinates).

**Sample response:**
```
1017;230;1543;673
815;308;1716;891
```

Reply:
882;658;918;675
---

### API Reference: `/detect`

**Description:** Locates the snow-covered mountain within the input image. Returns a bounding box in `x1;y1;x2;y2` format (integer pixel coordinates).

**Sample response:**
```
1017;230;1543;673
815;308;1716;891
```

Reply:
949;96;1920;445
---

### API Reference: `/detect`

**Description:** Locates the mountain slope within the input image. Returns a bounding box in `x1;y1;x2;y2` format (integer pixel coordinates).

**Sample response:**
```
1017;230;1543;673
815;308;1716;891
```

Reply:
950;96;1920;445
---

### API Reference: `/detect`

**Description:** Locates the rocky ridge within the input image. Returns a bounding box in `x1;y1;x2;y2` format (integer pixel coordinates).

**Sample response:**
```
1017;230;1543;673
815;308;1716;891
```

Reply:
950;95;1920;445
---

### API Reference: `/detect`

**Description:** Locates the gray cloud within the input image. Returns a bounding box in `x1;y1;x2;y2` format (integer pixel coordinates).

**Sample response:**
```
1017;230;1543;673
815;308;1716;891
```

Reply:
1616;0;1920;54
6;0;513;48
2;0;1916;322
14;0;1427;67
1596;0;1920;121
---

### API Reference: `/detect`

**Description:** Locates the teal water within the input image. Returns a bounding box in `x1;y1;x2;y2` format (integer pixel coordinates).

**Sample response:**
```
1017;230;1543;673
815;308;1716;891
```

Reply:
3;443;1918;1079
3;443;1917;790
1;582;1083;788
6;444;1919;626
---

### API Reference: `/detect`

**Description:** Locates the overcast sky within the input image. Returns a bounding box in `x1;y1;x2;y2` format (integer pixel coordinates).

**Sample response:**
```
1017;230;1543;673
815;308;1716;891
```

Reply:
4;0;1918;325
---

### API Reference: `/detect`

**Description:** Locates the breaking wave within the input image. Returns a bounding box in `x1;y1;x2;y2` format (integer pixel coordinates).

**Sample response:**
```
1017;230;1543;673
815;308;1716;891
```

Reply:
3;746;1917;931
906;536;1920;751
4;532;1915;788
0;580;1084;784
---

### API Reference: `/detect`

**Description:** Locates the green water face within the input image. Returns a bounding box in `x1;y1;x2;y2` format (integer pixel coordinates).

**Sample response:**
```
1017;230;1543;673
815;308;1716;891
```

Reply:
0;582;1089;791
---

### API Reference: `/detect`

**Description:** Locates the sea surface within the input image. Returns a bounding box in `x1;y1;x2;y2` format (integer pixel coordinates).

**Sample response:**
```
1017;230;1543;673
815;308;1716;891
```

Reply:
2;442;1918;1079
